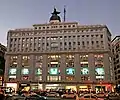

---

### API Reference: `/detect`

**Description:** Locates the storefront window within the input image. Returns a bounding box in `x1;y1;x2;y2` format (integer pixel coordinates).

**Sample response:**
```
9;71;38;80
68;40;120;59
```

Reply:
35;68;42;75
66;68;75;75
9;68;17;75
21;68;29;75
81;68;89;75
48;68;59;75
95;68;105;75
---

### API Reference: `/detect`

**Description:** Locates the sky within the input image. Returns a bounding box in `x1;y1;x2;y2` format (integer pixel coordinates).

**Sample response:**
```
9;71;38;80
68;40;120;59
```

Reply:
0;0;120;45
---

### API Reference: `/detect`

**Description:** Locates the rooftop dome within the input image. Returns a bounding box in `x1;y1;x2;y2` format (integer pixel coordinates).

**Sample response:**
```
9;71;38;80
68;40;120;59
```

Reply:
49;8;61;22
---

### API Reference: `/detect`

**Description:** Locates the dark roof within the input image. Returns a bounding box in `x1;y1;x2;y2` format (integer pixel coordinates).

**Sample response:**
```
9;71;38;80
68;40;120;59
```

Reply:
112;35;120;42
50;15;61;22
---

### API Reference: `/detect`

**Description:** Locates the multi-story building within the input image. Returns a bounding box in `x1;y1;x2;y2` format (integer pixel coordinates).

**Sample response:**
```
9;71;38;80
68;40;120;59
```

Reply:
0;43;6;86
5;8;114;92
112;36;120;85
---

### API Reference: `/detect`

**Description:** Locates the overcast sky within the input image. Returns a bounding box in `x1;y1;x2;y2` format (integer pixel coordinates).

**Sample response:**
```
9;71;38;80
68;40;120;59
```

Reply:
0;0;120;45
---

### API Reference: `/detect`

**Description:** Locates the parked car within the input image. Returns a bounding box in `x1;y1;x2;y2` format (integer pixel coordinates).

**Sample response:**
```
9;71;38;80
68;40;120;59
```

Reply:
61;93;76;99
79;94;104;100
106;92;120;100
96;93;106;98
25;94;47;100
46;92;59;97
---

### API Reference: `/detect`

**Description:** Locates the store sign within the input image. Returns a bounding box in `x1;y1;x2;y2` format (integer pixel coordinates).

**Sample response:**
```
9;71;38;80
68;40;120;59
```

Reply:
0;81;2;85
21;84;28;86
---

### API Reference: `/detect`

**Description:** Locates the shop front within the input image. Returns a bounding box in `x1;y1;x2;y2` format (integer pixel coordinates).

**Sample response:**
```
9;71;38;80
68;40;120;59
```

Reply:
45;84;63;90
19;83;30;92
79;85;89;91
6;83;17;92
30;84;42;91
95;84;113;93
65;86;77;91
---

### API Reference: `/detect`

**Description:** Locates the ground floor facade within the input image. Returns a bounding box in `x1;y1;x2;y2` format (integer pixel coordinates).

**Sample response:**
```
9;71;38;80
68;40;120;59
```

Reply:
4;81;115;93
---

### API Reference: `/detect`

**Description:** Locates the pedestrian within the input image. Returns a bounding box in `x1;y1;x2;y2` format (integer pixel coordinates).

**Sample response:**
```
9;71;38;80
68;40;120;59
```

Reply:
0;89;5;100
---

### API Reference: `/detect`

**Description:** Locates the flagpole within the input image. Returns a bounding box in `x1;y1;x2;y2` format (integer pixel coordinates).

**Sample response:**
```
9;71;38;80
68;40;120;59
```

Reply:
64;5;66;22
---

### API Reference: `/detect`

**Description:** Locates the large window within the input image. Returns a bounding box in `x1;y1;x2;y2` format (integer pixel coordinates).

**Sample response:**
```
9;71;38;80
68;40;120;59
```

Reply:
21;68;29;75
35;68;42;75
95;68;105;75
66;68;75;75
9;68;17;75
81;68;89;75
22;56;30;67
10;56;18;67
48;68;59;75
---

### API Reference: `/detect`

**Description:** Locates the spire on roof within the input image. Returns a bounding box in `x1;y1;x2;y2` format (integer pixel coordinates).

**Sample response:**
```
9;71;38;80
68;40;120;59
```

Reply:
49;7;61;23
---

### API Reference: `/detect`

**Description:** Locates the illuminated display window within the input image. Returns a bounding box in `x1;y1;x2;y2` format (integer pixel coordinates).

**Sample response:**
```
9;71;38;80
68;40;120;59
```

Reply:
95;68;105;75
66;76;74;81
96;76;104;79
81;68;89;75
21;68;29;75
9;68;17;75
48;68;59;75
47;76;61;81
35;68;42;75
66;68;75;75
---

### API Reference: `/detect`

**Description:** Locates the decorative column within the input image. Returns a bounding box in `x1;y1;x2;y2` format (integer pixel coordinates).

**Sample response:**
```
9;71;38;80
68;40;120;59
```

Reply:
88;54;96;90
42;54;48;90
60;54;66;82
